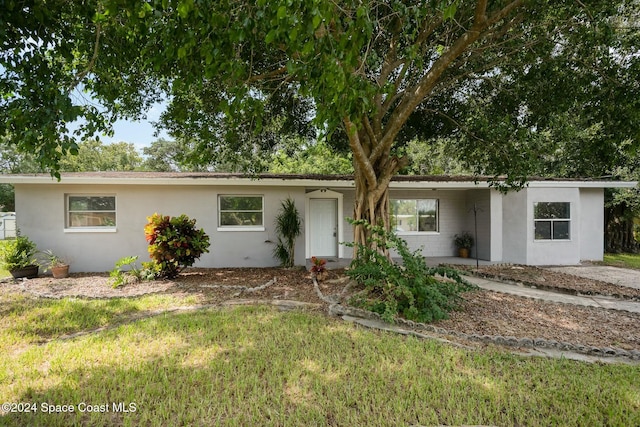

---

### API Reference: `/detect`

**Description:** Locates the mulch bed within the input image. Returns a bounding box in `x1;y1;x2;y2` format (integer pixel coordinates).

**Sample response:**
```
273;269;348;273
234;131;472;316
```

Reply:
1;265;639;352
455;264;640;300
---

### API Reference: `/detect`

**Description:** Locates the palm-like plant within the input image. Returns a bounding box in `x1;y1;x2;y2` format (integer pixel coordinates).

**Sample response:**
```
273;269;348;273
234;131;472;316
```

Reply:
273;198;302;268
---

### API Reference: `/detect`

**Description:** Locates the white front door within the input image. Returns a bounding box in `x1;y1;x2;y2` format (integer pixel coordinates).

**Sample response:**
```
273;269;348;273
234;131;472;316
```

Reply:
309;199;338;257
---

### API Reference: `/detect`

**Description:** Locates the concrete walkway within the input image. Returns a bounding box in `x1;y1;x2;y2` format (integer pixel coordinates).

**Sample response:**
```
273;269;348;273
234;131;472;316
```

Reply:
465;275;640;314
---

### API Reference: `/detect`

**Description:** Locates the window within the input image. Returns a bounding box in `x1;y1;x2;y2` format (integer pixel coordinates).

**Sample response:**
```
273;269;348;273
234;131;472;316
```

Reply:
534;202;570;240
67;195;116;228
391;199;438;232
218;195;264;229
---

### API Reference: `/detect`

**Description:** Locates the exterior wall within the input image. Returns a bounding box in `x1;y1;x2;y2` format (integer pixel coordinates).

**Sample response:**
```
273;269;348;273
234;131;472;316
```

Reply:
15;184;306;272
339;189;495;260
464;189;491;260
579;188;604;261
489;190;503;262
527;187;581;265
13;179;609;270
502;190;528;264
386;189;468;258
501;187;604;265
340;189;356;257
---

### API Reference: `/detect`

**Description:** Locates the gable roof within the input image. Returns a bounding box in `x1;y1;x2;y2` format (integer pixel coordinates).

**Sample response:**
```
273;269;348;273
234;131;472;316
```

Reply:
0;172;635;189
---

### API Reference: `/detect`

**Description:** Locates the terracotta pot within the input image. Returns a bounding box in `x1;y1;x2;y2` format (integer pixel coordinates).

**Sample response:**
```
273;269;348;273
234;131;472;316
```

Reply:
10;265;39;279
51;264;70;279
458;248;470;258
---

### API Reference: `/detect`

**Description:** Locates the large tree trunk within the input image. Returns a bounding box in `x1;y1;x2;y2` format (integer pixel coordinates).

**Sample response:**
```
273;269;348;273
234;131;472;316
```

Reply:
352;170;391;253
347;120;406;259
338;2;521;260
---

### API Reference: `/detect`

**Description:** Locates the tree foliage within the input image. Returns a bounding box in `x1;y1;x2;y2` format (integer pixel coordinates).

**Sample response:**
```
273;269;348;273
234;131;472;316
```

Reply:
2;0;638;253
59;139;142;172
346;220;474;323
269;140;353;175
142;138;190;172
0;137;143;211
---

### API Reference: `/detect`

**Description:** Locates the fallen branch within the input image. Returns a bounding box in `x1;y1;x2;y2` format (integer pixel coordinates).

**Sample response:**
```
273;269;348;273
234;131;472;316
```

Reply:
198;277;277;294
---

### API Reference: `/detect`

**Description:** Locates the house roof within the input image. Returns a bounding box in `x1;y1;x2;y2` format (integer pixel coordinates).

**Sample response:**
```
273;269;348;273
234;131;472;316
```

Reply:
0;171;636;189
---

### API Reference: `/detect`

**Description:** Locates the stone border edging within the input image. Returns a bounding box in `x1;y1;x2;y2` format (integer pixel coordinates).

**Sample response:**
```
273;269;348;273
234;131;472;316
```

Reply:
328;303;640;361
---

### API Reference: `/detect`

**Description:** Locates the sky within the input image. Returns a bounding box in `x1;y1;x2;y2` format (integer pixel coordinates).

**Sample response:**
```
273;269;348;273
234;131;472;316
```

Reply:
98;102;169;152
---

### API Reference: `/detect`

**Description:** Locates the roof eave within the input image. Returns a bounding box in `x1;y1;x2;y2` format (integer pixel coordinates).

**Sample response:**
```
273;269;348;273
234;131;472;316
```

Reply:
0;174;635;189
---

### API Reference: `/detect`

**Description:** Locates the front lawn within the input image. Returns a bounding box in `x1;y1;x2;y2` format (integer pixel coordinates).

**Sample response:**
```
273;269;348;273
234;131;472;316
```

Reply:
603;253;640;269
0;292;638;426
0;240;10;277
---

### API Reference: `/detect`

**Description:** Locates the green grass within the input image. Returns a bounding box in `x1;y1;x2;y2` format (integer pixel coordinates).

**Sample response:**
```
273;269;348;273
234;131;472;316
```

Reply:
603;253;640;269
0;293;639;426
0;240;10;277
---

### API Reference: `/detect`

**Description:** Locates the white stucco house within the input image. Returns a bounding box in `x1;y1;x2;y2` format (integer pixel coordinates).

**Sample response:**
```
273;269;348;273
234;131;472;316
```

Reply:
0;172;635;272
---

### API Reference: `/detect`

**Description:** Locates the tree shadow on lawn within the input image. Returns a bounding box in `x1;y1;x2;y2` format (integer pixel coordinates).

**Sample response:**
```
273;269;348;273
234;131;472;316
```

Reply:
1;294;146;342
2;306;639;427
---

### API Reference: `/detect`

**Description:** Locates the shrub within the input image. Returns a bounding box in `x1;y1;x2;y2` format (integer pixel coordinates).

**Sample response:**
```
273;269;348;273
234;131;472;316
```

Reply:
0;234;37;271
454;231;474;250
273;198;302;268
110;255;160;288
144;213;210;279
309;256;327;278
346;220;475;323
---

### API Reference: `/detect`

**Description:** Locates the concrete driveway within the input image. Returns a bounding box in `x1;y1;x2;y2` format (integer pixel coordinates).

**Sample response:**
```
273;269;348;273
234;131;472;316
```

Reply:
547;266;640;290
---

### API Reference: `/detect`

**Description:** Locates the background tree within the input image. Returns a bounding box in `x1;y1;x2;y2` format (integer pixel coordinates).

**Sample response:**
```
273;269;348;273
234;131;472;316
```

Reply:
59;139;142;172
433;5;640;250
0;137;42;211
0;137;142;210
269;140;353;175
142;138;188;172
2;0;637;253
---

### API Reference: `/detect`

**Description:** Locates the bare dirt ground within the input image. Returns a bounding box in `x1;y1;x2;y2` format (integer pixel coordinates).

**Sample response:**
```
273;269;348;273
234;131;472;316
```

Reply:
1;265;638;351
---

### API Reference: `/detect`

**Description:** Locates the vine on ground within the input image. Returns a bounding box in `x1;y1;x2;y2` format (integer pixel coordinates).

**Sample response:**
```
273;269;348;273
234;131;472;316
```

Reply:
345;219;475;323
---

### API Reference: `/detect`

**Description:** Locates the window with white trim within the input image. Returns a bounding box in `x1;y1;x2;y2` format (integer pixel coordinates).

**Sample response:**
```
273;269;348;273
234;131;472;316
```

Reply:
391;199;438;232
534;202;570;240
66;195;116;228
218;195;264;228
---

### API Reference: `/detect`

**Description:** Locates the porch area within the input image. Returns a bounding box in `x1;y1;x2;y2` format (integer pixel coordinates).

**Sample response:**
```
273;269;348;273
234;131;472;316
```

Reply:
306;256;501;270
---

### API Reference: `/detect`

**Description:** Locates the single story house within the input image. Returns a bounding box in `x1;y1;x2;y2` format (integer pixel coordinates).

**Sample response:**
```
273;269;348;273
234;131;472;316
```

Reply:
0;172;635;272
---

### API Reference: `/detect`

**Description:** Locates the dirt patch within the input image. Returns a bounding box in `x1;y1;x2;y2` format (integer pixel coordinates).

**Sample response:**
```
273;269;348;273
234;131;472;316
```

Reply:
0;268;347;305
434;289;640;351
1;266;638;352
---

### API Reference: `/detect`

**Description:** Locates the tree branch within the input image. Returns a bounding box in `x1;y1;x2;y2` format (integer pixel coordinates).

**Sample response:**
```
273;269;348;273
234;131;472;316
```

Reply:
344;117;377;189
68;23;101;90
474;0;489;25
371;0;526;165
246;65;287;83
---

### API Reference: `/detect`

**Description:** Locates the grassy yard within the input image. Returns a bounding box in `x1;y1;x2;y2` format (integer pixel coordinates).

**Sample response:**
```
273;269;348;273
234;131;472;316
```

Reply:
603;253;640;269
0;292;638;426
0;240;10;277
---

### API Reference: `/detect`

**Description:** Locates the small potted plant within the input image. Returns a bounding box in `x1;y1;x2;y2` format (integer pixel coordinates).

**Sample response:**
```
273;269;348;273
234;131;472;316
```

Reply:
0;234;39;279
41;249;70;279
309;256;327;281
454;232;474;258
